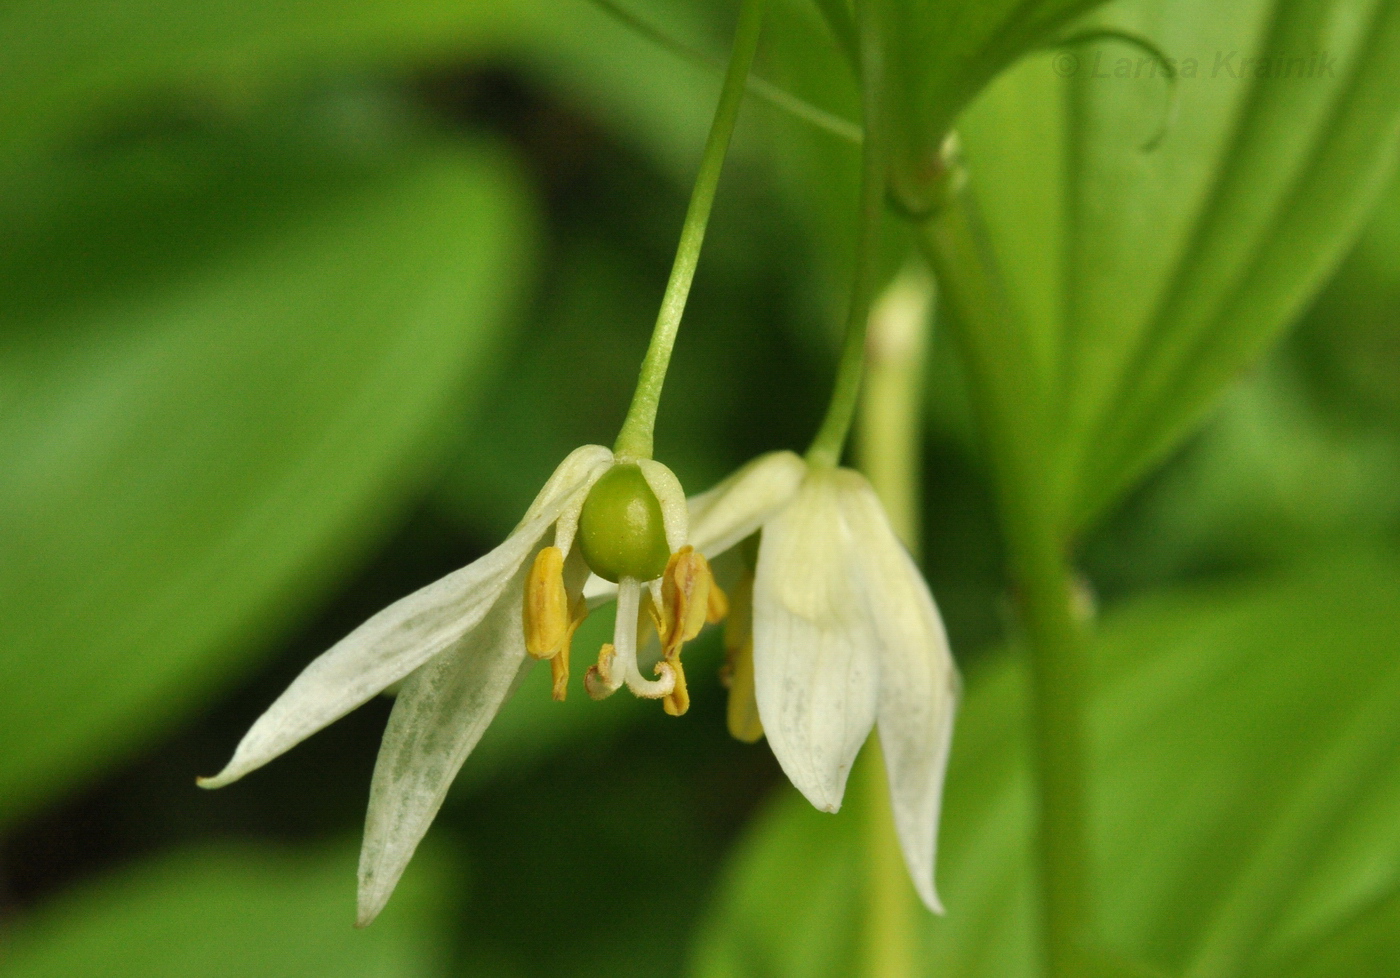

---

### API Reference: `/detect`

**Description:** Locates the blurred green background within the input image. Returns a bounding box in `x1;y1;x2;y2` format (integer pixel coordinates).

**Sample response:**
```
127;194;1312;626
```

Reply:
2;0;1398;975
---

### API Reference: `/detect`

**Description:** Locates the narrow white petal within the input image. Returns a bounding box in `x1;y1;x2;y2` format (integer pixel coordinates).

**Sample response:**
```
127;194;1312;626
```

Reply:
199;446;611;790
752;471;878;812
357;578;533;926
687;451;807;558
842;475;959;913
548;446;612;556
637;458;689;552
516;445;614;527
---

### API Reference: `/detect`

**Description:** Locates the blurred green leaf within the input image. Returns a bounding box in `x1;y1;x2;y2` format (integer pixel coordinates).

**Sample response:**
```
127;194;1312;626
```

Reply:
691;551;1400;976
0;841;451;977
1296;168;1400;429
688;790;860;978
1249;887;1400;978
1085;355;1400;591
0;126;532;827
956;0;1400;532
0;0;727;175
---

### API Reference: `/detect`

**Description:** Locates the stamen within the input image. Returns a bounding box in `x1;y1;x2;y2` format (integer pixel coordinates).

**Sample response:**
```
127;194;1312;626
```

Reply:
524;547;570;659
659;547;712;658
707;579;729;625
630;546;720;715
523;546;590;701
551;595;589;702
722;574;763;742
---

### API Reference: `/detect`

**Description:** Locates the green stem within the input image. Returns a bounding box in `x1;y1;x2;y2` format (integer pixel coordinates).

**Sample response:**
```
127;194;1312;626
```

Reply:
587;0;861;144
612;0;767;460
913;165;1092;978
856;740;917;978
852;264;931;978
805;0;888;469
856;265;932;543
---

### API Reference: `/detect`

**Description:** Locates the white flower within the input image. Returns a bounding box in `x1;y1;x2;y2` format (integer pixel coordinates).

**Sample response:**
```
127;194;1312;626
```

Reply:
198;444;711;926
685;451;960;913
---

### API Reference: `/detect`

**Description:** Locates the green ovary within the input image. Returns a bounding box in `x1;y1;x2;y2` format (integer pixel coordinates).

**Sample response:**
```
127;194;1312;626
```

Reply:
578;464;671;583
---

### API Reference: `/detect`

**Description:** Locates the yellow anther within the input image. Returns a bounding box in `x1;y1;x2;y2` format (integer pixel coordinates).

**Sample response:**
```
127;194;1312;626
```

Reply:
707;579;729;626
550;594;589;702
659;546;713;658
641;546;715;717
724;640;762;742
722;574;763;742
524;547;570;659
523;547;588;701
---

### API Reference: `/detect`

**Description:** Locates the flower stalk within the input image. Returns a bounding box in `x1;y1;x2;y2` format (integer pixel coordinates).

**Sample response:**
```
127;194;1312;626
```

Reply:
613;0;767;460
805;0;889;470
913;153;1092;978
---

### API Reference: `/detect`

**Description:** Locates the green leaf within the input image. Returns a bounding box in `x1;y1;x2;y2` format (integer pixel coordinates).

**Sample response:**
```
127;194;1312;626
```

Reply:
0;841;452;976
955;0;1400;531
1085;354;1400;590
1296;168;1400;429
1249;887;1400;978
878;0;1115;214
0;0;725;174
690;790;862;978
691;551;1400;976
0;125;532;827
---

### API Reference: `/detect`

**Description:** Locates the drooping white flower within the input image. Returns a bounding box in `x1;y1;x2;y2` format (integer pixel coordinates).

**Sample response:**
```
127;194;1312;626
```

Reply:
682;451;960;913
198;444;715;926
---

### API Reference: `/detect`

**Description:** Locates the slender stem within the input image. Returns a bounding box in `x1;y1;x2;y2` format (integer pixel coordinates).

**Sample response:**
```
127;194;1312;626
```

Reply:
587;0;861;144
913;170;1092;978
852;265;931;978
805;0;888;469
856;740;917;978
856;265;932;543
612;0;767;460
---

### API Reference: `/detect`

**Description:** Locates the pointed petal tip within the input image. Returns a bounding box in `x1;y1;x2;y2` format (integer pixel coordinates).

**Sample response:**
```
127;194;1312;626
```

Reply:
915;880;945;916
195;767;238;790
357;873;395;929
791;776;845;814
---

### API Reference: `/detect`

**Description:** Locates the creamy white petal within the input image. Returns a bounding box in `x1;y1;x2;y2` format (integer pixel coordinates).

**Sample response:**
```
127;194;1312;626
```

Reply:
517;445;614;527
688;451;806;558
637;458;689;553
842;475;959;913
356;571;533;926
549;446;613;556
752;470;879;812
198;445;612;789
